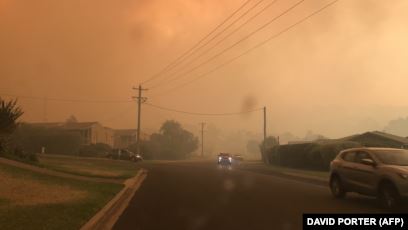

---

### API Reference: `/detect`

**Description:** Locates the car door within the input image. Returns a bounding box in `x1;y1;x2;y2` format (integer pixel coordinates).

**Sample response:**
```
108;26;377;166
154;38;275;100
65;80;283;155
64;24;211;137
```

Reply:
337;151;359;190
350;151;378;195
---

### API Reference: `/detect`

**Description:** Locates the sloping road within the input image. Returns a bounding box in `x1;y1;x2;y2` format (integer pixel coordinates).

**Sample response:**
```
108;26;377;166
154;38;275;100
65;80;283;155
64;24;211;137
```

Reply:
114;161;384;230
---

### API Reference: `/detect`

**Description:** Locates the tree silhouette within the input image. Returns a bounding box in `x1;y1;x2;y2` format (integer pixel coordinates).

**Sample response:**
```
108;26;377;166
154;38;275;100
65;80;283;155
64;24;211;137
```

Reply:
143;120;198;160
0;98;23;152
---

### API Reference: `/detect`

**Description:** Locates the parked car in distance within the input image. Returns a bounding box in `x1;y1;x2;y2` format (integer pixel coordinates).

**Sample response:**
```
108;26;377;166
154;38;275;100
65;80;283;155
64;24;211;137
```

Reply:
330;147;408;209
131;153;143;162
107;149;141;162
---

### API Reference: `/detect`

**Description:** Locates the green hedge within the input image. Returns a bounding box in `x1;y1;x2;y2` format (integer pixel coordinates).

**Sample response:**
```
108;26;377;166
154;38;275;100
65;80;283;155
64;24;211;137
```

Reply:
10;123;81;155
267;140;362;171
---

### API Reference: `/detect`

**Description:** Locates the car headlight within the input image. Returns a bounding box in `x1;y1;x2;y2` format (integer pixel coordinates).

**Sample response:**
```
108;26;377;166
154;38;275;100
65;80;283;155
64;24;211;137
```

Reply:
228;157;232;162
398;173;408;179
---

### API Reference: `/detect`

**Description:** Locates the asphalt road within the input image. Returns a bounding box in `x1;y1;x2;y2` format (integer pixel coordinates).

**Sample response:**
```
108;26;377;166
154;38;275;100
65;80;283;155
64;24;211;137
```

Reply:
113;161;384;230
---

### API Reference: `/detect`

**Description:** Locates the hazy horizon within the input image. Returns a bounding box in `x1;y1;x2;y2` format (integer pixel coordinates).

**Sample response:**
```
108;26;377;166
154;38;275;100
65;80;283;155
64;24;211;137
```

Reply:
2;0;408;139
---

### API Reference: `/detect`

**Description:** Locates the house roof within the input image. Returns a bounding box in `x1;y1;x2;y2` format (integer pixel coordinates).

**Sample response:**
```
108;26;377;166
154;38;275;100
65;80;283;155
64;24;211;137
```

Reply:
63;122;99;129
29;121;99;130
338;134;361;141
30;122;64;127
369;131;408;144
344;131;408;144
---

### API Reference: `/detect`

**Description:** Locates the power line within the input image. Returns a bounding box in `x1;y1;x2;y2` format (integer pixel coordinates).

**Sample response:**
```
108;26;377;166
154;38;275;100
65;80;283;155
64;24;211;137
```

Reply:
148;0;305;90
147;0;268;88
150;0;339;98
0;93;133;104
149;0;277;89
144;102;262;116
141;0;253;85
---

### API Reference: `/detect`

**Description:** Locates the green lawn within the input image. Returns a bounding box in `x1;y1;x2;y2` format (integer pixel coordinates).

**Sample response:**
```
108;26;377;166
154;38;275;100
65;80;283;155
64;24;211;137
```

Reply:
0;163;123;230
38;154;141;179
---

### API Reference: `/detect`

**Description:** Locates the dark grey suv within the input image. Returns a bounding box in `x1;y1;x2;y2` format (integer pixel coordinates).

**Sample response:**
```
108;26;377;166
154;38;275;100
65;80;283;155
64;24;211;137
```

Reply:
330;147;408;209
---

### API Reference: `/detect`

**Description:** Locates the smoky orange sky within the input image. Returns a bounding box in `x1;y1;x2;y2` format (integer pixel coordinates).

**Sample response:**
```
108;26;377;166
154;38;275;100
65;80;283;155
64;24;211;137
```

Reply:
1;0;408;139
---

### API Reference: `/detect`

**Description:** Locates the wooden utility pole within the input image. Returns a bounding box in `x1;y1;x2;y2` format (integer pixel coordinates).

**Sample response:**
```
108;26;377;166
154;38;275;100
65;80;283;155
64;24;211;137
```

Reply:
43;96;48;122
133;85;148;155
263;106;266;143
263;106;267;163
200;122;205;157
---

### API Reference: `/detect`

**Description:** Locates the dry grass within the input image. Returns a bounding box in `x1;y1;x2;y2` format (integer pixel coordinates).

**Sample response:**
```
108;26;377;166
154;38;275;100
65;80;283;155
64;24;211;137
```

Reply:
49;163;121;177
0;170;87;206
39;154;140;179
0;163;123;230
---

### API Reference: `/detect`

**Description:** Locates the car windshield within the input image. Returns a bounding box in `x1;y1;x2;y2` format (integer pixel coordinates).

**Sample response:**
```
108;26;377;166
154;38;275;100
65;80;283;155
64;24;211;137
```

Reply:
372;149;408;166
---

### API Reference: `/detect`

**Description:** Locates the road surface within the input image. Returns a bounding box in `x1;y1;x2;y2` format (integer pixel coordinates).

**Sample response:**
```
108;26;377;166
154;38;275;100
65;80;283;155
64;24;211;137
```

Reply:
113;161;384;230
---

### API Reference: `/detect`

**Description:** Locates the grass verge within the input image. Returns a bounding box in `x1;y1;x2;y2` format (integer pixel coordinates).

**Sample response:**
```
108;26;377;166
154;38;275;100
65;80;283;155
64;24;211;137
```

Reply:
0;163;123;230
240;161;329;180
38;154;141;179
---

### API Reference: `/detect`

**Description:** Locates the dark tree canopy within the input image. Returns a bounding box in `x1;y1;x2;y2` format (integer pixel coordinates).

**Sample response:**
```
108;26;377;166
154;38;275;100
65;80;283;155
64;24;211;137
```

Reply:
142;120;198;160
0;98;23;136
384;117;408;137
0;98;24;153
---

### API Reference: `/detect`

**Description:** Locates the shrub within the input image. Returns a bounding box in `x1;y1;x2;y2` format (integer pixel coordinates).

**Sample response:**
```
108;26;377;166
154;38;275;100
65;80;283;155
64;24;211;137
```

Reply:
1;147;38;163
267;140;362;171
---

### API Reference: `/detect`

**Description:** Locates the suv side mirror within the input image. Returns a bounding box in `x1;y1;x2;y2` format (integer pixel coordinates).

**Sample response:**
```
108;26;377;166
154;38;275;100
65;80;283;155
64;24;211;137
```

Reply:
361;158;376;166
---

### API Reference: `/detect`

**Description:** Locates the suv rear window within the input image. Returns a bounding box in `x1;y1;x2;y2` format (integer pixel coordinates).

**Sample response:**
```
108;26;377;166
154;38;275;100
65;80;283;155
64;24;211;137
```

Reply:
342;152;355;162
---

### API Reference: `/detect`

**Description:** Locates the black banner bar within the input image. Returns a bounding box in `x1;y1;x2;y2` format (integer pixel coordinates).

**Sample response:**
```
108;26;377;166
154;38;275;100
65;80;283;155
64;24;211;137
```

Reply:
304;214;408;230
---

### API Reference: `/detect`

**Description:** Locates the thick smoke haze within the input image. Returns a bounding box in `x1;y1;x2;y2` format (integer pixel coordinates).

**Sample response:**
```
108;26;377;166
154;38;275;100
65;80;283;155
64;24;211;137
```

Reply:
1;0;408;139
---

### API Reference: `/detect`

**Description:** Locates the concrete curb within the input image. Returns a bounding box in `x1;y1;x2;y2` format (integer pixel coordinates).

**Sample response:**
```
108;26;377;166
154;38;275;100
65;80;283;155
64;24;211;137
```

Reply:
81;169;148;230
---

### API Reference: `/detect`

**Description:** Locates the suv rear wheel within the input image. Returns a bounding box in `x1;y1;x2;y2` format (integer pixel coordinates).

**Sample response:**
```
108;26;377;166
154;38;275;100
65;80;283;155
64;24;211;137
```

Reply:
330;176;346;199
378;183;400;210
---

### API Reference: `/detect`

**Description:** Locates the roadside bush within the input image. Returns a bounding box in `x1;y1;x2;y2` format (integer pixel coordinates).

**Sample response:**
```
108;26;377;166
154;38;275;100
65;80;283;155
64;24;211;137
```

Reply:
13;147;38;162
1;147;38;163
267;140;362;171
